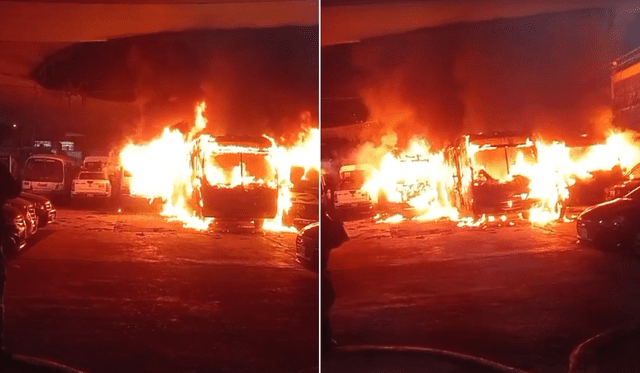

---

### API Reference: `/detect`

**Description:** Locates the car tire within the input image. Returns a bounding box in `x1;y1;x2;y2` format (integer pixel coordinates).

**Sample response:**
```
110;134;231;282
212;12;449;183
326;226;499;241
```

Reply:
254;218;264;229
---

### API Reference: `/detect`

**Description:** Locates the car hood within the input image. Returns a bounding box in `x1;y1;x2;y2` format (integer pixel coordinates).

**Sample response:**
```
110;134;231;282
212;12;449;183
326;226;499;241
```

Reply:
579;198;640;221
19;192;48;204
7;198;32;209
299;222;319;239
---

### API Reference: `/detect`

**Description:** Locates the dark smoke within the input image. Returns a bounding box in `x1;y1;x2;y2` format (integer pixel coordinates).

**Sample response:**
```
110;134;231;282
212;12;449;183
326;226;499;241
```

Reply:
322;7;624;149
32;26;318;144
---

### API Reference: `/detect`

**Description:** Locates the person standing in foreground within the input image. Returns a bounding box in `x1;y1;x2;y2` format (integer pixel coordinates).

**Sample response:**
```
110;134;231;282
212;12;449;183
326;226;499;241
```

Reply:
0;123;22;359
321;205;349;354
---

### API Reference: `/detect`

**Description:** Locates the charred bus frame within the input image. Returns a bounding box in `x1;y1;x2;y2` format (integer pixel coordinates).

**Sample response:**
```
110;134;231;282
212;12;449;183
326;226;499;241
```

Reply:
191;136;279;229
446;132;539;219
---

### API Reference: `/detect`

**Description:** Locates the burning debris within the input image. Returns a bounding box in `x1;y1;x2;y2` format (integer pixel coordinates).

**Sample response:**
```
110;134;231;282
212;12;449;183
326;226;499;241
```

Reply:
332;128;640;226
119;102;319;231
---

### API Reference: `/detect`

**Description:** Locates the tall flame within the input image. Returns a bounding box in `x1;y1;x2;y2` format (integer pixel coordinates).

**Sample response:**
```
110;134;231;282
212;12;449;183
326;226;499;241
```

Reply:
120;102;319;231
361;137;458;221
350;129;640;226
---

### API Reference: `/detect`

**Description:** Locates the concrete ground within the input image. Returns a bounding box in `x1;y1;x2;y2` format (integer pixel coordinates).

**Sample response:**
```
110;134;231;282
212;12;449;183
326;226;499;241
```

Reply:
4;208;318;373
326;218;640;373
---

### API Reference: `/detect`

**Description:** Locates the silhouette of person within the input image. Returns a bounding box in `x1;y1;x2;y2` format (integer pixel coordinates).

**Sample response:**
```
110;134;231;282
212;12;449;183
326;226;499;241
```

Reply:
321;205;349;354
0;123;21;359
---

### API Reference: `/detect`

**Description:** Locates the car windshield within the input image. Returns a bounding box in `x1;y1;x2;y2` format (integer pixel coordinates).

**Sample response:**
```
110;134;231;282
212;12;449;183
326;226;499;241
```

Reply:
23;158;63;183
84;161;106;171
79;172;107;180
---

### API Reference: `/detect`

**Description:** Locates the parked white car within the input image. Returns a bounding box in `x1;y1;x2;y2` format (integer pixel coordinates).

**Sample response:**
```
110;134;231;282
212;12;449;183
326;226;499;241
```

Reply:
71;171;112;200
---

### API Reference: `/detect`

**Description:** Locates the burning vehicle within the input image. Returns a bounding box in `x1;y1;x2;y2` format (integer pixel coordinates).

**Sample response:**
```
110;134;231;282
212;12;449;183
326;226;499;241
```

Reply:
119;102;318;231
284;166;319;230
346;128;640;226
333;164;375;220
191;135;279;229
374;154;448;220
561;167;625;219
446;133;539;219
550;135;626;219
605;163;640;201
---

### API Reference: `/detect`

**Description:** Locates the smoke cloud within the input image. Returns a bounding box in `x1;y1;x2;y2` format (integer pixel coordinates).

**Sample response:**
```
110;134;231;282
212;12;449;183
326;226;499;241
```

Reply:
31;26;318;146
322;7;627;149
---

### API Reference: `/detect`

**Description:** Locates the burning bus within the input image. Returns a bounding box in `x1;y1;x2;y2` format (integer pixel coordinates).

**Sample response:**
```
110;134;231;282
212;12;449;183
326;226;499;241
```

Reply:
191;135;279;229
446;132;539;219
119;101;318;231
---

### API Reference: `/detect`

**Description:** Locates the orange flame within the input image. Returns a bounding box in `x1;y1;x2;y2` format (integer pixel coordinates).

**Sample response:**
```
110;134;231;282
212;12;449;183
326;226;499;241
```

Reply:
352;129;640;226
120;102;318;231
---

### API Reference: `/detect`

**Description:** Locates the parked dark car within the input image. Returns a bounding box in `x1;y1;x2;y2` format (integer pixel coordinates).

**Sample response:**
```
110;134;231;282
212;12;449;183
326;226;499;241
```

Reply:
6;197;38;236
606;163;640;201
295;222;319;272
577;186;640;255
19;192;56;227
2;204;27;254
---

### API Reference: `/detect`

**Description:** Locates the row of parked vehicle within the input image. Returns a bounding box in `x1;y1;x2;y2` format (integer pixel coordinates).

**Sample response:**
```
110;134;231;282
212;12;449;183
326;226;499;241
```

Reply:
18;153;133;206
2;192;56;255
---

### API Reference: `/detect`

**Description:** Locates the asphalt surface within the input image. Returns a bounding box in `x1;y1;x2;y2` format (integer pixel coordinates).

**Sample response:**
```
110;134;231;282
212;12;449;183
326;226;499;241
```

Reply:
4;208;318;373
326;218;640;373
